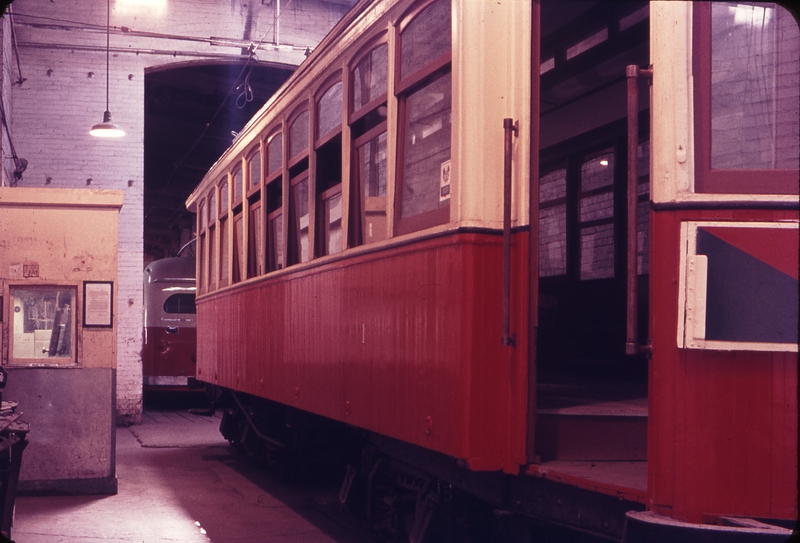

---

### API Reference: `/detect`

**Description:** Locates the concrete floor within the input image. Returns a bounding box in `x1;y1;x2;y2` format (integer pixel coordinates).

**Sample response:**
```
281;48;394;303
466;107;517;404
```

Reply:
12;409;369;543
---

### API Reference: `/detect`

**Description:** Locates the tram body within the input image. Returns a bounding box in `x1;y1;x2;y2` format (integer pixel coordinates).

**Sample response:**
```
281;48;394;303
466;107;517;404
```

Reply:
186;0;798;540
143;256;197;389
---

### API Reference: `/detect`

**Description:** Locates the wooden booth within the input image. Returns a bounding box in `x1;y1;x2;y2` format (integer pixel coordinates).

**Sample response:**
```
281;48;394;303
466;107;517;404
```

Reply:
0;187;123;494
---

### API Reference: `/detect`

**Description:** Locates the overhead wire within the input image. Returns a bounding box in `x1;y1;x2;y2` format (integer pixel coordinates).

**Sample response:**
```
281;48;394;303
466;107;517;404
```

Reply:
8;5;26;85
145;0;298;221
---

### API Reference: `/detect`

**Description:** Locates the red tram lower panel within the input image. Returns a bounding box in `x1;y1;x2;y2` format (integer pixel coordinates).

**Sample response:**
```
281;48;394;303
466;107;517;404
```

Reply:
143;326;198;386
196;231;530;474
648;208;798;524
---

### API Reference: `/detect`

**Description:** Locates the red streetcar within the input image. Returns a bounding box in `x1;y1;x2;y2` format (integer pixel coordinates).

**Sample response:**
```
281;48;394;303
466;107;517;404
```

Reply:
143;253;198;390
186;1;798;540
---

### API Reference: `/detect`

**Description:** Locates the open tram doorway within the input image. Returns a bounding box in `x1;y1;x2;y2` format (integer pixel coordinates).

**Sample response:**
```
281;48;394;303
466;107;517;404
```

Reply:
533;0;650;479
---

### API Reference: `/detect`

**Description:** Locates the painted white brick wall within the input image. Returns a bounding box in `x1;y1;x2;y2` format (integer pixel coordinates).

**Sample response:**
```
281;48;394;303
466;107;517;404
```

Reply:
6;0;355;424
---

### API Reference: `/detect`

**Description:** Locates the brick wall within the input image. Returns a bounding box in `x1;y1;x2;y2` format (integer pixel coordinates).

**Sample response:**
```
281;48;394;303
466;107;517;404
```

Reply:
1;13;14;185
5;0;355;424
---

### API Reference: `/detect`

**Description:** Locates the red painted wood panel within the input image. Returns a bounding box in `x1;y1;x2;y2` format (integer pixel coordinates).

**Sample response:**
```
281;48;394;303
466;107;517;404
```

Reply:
196;232;530;473
649;208;798;523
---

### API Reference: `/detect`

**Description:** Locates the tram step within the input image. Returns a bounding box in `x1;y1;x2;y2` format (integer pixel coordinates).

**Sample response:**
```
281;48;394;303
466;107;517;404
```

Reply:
535;400;647;461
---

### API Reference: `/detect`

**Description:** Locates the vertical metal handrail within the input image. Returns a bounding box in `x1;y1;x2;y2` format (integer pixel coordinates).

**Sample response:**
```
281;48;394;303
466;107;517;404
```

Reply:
626;65;652;356
503;118;519;347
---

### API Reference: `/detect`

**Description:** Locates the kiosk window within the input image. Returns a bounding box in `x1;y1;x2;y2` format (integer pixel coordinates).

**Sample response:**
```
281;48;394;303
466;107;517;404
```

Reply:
10;286;77;365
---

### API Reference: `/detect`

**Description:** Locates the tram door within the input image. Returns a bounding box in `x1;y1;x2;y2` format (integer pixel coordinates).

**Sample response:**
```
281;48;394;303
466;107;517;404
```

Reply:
532;1;651;463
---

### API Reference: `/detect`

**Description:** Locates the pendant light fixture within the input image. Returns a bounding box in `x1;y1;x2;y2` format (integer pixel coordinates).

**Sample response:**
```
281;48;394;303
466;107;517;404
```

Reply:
90;0;125;138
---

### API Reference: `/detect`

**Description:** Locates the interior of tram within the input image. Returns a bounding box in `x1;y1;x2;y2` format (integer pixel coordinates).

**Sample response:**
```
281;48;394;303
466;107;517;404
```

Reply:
534;0;651;480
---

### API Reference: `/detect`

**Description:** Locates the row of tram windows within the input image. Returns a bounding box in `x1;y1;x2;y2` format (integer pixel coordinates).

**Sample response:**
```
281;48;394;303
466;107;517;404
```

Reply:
195;0;452;294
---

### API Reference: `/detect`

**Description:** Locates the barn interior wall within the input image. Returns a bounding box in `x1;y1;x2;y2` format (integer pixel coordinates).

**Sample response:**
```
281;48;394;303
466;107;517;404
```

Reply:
1;14;12;186
3;0;355;424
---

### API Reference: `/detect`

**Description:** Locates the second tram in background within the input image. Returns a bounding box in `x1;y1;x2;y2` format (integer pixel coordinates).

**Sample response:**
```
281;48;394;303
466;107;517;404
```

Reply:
186;0;798;541
143;253;198;391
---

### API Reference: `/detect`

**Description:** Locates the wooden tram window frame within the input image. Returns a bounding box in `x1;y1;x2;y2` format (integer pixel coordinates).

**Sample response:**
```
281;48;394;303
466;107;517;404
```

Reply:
349;35;389;125
393;0;453;237
349;36;389;248
393;0;452;96
246;143;264;278
246;144;263;199
287;104;312;265
232;213;244;284
315;73;344;148
314;73;345;257
267;207;284;271
197;199;207;293
232;157;247;285
351;122;389;246
232;165;244;207
219;176;230;220
317;183;344;257
288;171;311;265
207;187;218;292
266;129;284;179
288;106;311;169
265;128;285;273
207;221;217;292
248;196;263;278
218;176;230;288
692;2;798;195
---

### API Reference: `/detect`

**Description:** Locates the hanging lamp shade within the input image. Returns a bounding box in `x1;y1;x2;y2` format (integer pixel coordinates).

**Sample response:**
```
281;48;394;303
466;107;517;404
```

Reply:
90;110;125;138
90;0;125;138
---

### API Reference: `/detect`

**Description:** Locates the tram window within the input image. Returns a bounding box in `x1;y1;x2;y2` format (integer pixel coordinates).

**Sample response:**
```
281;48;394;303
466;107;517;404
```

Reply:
268;133;283;176
399;0;451;82
317;80;343;141
289;110;309;161
249;150;261;191
268;208;284;270
233;168;243;204
351;40;389;247
396;71;452;234
354;128;388;246
395;0;451;236
710;3;798;170
694;2;799;193
320;186;343;256
266;177;283;271
220;180;229;217
352;43;388;115
208;225;216;290
10;286;76;365
579;152;615;280
199;231;206;292
198;201;206;291
232;215;244;284
539;168;567;277
220;218;229;286
163;293;196;314
248;198;263;277
316;136;343;256
316;78;344;256
209;190;216;222
289;174;310;264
